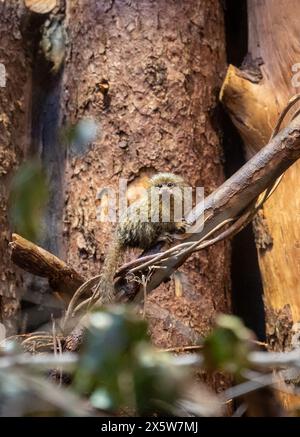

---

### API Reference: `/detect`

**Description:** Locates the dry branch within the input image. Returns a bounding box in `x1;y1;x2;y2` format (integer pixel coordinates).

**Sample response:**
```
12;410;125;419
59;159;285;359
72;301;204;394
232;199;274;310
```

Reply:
114;111;300;299
9;233;85;298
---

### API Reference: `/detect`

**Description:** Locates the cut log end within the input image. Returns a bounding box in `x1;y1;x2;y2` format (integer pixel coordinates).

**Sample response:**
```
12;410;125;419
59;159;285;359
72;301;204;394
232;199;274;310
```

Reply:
9;233;85;298
24;0;57;14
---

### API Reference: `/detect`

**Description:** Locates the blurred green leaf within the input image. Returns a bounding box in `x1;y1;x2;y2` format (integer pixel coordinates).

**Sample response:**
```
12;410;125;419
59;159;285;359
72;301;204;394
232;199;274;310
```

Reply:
9;160;48;241
74;306;187;415
133;343;186;415
61;118;100;157
203;314;254;375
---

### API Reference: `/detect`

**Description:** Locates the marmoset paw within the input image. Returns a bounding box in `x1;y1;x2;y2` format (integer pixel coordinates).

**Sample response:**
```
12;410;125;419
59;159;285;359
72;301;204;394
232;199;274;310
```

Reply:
158;232;184;244
175;218;191;234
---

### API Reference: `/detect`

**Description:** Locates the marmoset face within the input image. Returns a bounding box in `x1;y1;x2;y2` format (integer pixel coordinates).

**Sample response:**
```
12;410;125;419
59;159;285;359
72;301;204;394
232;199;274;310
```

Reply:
150;172;187;196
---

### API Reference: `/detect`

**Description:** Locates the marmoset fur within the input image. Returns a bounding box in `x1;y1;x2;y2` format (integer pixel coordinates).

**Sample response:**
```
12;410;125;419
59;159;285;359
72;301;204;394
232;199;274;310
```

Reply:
99;172;189;302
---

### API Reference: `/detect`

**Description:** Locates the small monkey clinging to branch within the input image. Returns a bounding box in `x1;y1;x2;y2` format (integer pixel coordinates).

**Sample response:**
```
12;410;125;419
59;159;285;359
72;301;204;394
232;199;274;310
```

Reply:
99;172;190;302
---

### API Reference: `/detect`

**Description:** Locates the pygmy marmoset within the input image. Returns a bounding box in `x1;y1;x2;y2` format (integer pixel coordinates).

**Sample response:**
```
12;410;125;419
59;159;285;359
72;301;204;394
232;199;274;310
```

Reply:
99;172;189;302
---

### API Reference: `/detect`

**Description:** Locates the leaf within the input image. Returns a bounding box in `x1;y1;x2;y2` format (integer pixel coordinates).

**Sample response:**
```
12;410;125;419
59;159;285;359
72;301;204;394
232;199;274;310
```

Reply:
73;306;187;414
9;160;48;241
61;118;101;157
203;315;254;374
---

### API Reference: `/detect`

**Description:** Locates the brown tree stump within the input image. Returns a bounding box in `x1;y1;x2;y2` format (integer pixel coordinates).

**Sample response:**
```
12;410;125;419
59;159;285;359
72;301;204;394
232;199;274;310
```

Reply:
220;0;300;410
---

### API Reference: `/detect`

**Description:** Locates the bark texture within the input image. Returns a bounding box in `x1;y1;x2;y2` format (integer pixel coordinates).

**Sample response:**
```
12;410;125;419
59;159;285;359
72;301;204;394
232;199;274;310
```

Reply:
0;2;30;332
63;0;230;354
220;0;300;410
221;0;300;342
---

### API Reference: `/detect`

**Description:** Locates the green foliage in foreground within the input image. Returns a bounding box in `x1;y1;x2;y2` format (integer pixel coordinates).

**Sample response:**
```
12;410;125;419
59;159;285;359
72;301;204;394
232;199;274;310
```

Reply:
74;307;187;415
9;160;48;241
0;310;285;417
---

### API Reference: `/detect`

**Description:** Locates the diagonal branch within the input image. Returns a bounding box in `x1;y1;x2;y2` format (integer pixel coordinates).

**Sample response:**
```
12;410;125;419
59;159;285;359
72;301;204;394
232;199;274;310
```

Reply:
114;110;300;300
9;101;300;313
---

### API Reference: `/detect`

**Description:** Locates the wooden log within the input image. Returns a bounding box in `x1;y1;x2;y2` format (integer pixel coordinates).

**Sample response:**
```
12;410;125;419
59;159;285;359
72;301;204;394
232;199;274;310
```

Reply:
9;234;85;298
220;0;300;410
24;0;57;14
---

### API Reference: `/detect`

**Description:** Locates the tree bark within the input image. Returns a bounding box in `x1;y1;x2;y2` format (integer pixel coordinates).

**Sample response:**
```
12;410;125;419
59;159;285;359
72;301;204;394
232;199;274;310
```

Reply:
63;0;230;372
220;0;300;409
0;2;31;333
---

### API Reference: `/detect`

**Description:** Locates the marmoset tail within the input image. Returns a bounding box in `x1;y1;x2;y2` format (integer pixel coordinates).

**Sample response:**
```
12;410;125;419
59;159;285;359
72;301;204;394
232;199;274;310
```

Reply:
98;237;124;303
98;172;189;303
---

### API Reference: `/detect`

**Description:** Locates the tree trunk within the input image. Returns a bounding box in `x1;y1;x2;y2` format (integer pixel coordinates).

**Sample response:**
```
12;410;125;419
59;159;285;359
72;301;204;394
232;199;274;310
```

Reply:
220;0;300;409
0;2;31;333
63;0;230;383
